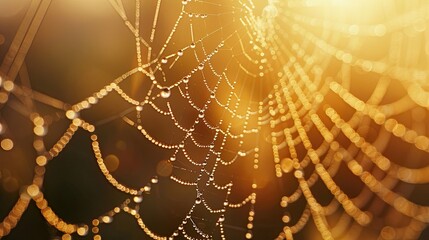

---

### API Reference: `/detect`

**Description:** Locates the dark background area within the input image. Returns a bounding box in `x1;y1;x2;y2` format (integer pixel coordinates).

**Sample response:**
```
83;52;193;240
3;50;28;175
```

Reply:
1;1;429;239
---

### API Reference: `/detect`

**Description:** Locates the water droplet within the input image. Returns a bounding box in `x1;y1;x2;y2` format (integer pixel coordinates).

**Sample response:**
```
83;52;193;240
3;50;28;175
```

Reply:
136;106;143;111
294;169;304;178
160;88;171;98
190;42;196;48
102;216;113;223
1;138;14;151
177;50;184;56
66;110;78;119
218;215;225;222
245;231;253;239
282;212;291;223
161;57;168;64
151;177;158;184
195;197;201;204
77;226;88;236
281;158;294;173
133;196;143;203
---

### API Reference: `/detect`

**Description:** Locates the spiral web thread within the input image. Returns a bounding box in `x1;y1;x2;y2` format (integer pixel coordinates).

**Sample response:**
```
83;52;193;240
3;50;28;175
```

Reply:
1;0;429;239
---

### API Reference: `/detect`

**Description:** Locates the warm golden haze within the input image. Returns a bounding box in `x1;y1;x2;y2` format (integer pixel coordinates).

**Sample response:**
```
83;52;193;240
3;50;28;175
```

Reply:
1;0;429;239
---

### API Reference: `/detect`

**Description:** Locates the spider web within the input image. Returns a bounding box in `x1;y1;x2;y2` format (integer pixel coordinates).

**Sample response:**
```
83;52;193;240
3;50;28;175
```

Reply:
1;0;429;239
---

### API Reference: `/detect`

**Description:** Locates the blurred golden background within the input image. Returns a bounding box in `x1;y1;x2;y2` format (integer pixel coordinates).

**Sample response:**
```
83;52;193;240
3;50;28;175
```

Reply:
1;0;429;239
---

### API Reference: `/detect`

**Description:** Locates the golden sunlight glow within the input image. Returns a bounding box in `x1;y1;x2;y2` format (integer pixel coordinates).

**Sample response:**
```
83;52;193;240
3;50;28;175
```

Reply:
1;0;429;239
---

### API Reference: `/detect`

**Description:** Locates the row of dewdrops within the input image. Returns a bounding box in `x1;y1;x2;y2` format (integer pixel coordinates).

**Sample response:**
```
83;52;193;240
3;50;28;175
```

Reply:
0;76;15;151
